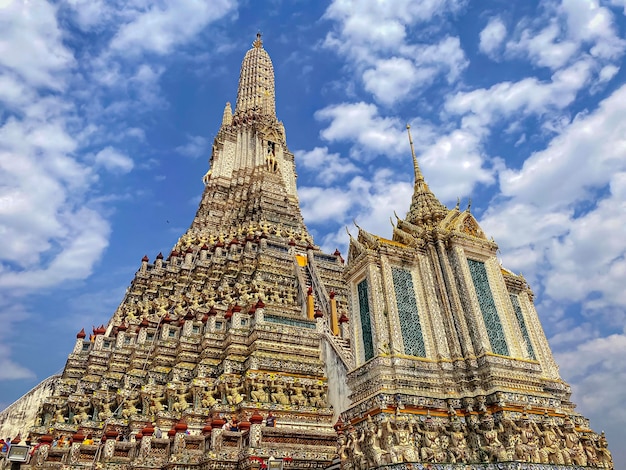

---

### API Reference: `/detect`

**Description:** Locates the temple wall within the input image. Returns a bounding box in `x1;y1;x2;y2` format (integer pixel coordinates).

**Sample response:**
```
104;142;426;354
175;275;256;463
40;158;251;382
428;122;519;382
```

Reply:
0;375;59;439
321;340;350;421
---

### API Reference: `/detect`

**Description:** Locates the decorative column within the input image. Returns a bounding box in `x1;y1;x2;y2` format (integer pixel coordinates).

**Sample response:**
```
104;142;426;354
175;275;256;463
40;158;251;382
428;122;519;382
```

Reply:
329;291;339;335
254;299;265;323
173;420;188;454
69;430;85;465
307;286;314;320
73;329;87;353
249;410;264;448
210;416;225;452
102;429;118;459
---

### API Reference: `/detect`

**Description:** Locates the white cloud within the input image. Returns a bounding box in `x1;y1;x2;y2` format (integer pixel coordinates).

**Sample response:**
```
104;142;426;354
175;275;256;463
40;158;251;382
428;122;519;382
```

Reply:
295;147;359;184
479;17;507;57
554;332;626;446
94;146;134;173
507;21;579;70
445;58;595;131
497;84;626;209
110;0;237;56
505;0;625;70
362;57;419;105
479;84;626;326
176;135;209;159
413;129;495;202
0;0;74;89
315;102;406;158
607;0;626;13
63;0;111;30
323;0;466;105
0;207;110;290
324;0;464;56
301;169;413;243
299;186;355;224
598;64;619;83
363;37;468;105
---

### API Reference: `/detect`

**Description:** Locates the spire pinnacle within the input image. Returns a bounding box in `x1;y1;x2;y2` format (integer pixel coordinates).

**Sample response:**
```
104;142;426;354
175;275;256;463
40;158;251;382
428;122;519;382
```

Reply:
253;32;263;49
406;124;424;183
404;124;448;229
234;33;276;119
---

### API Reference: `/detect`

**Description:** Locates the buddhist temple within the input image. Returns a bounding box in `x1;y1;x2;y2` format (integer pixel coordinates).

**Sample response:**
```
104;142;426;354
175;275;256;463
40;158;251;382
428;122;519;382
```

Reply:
0;34;613;470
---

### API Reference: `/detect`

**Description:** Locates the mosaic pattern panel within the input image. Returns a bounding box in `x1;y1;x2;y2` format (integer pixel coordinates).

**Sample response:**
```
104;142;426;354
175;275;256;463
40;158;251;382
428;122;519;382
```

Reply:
467;259;509;356
391;267;426;357
357;279;375;361
510;294;536;360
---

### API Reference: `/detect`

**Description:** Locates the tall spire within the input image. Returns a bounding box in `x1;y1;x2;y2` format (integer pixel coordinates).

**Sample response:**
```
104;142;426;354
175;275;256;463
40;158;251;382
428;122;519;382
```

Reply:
407;123;424;183
405;124;448;228
234;33;276;120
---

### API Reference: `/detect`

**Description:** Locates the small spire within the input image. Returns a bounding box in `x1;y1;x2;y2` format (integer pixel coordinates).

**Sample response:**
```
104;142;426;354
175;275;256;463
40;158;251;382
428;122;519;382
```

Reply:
406;124;424;183
222;102;232;127
253;32;263;48
404;124;448;229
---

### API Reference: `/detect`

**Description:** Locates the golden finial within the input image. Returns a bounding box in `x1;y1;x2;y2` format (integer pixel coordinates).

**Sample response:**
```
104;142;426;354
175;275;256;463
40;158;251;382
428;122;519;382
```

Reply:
253;32;263;49
406;124;424;183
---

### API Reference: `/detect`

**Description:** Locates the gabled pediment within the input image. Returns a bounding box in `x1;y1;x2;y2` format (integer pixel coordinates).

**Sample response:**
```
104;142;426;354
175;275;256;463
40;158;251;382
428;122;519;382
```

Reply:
447;211;488;240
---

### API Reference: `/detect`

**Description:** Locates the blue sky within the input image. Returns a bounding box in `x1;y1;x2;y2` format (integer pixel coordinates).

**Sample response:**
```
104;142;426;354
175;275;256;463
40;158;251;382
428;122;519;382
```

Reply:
1;0;625;465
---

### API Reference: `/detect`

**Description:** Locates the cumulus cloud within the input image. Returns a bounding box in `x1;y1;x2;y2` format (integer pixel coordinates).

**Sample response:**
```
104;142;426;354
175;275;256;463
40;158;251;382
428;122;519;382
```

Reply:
479;17;507;57
505;0;625;70
300;168;414;251
295;147;359;184
315;102;406;158
94;146;134;173
323;0;467;105
478;84;626;331
554;332;626;448
0;0;74;89
361;37;468;105
176;135;209;159
110;0;237;56
446;58;595;130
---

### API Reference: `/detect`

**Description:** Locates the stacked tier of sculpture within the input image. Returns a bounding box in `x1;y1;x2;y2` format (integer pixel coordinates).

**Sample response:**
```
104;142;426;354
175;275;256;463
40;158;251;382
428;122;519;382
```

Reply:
0;34;612;470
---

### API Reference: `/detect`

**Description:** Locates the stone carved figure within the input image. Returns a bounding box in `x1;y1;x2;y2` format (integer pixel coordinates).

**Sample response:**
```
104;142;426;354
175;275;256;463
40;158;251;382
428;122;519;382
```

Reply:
562;418;587;466
417;415;444;463
121;396;141;419
504;414;541;463
97;395;116;421
224;381;244;405
337;433;352;470
308;384;327;408
536;414;565;464
54;406;67;424
443;417;470;463
363;415;387;467
201;386;218;408
346;427;365;469
582;436;600;467
150;393;168;415
270;381;290;405
595;432;613;469
72;404;91;424
289;382;308;406
172;391;191;413
475;413;508;462
387;412;417;463
249;379;269;403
